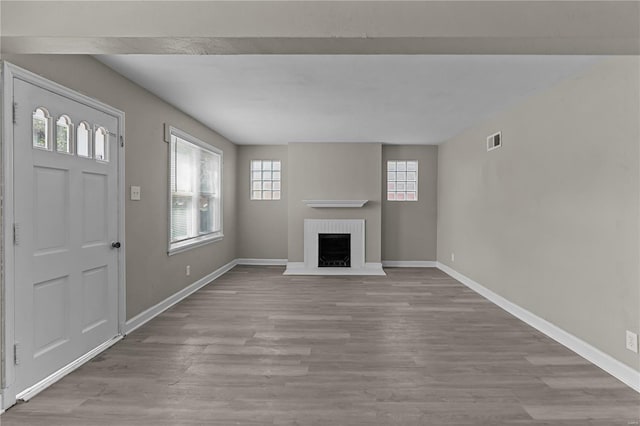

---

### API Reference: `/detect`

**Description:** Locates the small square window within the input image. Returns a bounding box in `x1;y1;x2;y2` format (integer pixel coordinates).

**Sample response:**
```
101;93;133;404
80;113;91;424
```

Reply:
387;160;418;201
251;160;282;201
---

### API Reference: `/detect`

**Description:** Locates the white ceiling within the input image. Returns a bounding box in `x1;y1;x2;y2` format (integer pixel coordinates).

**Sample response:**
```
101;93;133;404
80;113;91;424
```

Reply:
97;55;601;145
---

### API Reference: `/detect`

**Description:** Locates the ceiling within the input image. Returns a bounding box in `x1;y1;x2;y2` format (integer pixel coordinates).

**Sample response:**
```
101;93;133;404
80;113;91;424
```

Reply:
97;55;601;145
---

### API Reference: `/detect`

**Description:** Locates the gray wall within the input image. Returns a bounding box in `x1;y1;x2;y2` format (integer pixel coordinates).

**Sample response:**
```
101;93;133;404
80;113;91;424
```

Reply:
3;55;238;320
382;145;438;262
237;145;288;260
437;57;640;371
287;143;382;263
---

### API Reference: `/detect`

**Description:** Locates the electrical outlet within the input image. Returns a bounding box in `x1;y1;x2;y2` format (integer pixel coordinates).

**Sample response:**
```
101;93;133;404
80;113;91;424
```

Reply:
186;265;191;276
130;185;141;201
451;253;455;262
626;331;638;353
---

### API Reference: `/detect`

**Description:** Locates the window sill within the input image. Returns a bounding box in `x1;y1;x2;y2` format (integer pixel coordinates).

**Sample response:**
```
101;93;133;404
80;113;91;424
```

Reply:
168;233;224;256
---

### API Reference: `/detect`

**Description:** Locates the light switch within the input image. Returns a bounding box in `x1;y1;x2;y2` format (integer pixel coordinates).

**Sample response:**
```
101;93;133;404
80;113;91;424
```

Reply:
130;186;141;201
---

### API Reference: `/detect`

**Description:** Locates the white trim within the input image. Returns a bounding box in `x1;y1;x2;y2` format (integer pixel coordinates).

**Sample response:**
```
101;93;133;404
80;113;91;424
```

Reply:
236;258;288;266
168;233;224;256
382;260;437;268
124;259;237;335
303;200;368;208
1;61;127;412
16;335;122;402
284;262;386;276
436;262;640;393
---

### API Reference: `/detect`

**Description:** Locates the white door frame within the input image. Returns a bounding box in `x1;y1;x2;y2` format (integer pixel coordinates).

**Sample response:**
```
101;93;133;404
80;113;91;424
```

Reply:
0;62;126;412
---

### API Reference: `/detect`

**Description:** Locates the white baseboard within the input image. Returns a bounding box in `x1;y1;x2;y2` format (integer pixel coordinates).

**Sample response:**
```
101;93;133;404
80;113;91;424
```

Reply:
236;258;288;266
436;262;640;393
16;335;122;402
382;260;437;268
284;262;386;276
124;259;238;334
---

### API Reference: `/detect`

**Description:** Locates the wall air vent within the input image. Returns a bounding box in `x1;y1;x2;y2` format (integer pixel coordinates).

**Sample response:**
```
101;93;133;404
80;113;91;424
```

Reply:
487;131;502;151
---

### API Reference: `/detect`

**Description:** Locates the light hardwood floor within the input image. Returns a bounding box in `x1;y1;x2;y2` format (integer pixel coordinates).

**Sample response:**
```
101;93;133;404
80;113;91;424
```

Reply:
3;266;639;425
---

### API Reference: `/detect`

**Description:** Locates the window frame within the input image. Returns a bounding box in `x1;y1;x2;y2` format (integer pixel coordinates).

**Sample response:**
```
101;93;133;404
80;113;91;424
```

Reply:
386;160;419;202
167;126;223;255
250;159;282;201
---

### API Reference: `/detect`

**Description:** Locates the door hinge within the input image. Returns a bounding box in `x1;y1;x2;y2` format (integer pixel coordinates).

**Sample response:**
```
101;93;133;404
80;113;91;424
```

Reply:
13;223;19;246
14;343;20;365
12;102;17;124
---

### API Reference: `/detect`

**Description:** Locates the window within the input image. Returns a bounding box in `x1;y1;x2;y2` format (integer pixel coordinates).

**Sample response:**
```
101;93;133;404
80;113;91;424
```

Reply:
94;127;108;161
251;160;281;200
77;121;92;158
56;115;73;154
169;127;222;254
387;160;418;201
32;107;51;150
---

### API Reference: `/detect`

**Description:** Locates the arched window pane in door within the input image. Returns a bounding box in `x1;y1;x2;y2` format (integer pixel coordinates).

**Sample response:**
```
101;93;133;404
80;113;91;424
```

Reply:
77;122;91;158
32;107;50;150
56;115;73;154
94;127;108;161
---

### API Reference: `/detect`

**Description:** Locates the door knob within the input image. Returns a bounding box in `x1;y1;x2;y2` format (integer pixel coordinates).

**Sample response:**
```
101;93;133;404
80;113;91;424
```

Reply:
111;242;121;249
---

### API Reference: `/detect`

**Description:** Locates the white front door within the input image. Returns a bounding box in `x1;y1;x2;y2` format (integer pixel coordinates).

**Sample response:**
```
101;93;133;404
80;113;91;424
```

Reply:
13;77;121;396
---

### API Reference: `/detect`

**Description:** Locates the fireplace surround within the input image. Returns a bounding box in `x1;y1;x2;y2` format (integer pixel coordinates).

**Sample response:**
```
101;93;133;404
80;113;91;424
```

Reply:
284;219;385;275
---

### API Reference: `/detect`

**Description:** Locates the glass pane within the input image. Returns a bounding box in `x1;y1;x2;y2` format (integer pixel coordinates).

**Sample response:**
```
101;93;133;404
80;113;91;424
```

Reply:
32;108;49;149
198;196;213;234
262;160;272;170
407;191;417;201
263;171;272;180
407;161;417;171
263;181;272;190
397;192;406;201
397;161;406;172
273;181;281;190
397;182;406;191
56;116;71;154
387;182;395;191
262;191;272;200
273;161;281;171
406;182;416;191
175;139;195;192
396;172;406;181
77;122;90;157
252;181;262;190
252;160;262;170
171;195;192;241
200;151;215;193
387;161;396;172
407;171;416;181
387;172;396;182
252;191;262;200
252;171;262;180
272;171;281;180
94;128;108;161
387;192;396;200
272;191;281;200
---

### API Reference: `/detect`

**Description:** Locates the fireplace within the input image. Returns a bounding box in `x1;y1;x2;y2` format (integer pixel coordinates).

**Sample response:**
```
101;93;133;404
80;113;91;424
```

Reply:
283;219;384;275
318;234;350;267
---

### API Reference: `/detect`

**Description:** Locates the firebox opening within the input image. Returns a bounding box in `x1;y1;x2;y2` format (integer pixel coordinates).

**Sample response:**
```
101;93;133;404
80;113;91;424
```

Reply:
318;233;351;267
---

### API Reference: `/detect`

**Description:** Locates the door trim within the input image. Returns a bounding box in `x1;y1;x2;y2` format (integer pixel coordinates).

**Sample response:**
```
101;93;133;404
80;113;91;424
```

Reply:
0;62;126;411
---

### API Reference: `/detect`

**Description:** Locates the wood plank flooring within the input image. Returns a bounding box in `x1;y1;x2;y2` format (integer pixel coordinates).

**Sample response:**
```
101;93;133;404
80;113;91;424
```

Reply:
3;266;639;425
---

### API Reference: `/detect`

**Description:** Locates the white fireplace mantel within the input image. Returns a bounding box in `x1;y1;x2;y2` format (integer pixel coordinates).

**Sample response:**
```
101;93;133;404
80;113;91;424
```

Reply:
303;200;368;208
